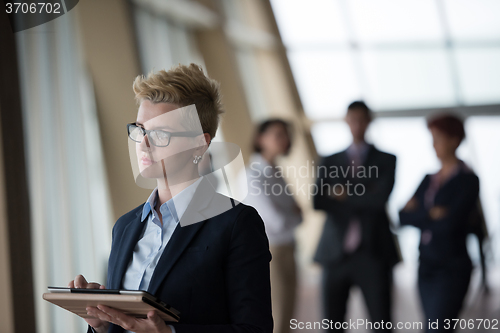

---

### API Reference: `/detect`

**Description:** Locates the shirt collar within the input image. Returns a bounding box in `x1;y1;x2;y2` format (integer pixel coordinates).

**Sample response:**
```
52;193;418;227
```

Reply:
141;177;203;223
346;142;370;159
141;189;159;222
430;159;470;185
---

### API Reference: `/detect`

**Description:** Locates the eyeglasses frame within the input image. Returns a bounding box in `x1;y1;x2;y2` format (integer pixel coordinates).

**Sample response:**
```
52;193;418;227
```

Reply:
127;123;204;147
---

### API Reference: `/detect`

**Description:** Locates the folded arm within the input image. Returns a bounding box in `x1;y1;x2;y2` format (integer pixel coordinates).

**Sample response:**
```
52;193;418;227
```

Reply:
314;155;396;217
313;157;348;217
399;176;430;229
343;155;396;212
428;175;479;234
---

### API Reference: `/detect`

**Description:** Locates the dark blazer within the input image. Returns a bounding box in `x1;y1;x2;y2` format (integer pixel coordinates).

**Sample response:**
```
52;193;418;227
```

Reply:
399;164;480;266
93;177;273;333
313;145;400;267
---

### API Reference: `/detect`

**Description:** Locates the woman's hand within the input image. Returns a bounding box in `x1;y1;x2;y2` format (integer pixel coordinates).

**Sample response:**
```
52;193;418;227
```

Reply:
86;305;171;333
329;185;347;201
292;203;302;217
429;205;447;220
68;275;109;333
403;197;418;211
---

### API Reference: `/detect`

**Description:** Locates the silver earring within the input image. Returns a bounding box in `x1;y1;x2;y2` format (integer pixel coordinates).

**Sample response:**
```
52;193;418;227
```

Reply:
193;155;202;164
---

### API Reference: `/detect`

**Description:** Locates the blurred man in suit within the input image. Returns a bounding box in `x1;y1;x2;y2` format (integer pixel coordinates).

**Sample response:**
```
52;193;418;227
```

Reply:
313;101;399;332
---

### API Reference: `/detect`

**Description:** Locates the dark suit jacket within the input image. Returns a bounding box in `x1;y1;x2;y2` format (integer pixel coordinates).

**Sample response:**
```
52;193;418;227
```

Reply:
313;145;400;267
399;164;480;266
92;177;273;333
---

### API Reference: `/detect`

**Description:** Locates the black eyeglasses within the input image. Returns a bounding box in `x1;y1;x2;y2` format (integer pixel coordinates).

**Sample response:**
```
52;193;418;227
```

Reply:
127;123;202;147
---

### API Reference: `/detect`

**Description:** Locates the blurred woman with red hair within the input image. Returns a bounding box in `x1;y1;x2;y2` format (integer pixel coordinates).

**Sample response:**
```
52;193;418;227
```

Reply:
400;114;479;333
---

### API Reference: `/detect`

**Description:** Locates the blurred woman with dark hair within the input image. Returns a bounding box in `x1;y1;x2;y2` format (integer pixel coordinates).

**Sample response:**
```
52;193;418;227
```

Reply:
241;119;302;333
400;114;480;333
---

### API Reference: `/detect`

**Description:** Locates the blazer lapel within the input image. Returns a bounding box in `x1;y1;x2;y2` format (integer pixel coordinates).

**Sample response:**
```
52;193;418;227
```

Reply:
339;150;349;166
108;210;145;290
147;220;206;295
147;177;216;295
360;144;376;167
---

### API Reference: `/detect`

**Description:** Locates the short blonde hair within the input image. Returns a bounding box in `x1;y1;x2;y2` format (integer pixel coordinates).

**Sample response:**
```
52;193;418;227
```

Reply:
133;63;224;140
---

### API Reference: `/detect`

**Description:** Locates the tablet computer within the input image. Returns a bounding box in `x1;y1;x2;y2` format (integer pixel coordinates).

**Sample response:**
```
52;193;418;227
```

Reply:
43;287;180;322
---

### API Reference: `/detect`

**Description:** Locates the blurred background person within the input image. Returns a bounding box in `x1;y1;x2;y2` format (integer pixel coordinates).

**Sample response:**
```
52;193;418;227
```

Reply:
241;119;302;333
313;101;400;332
400;114;480;333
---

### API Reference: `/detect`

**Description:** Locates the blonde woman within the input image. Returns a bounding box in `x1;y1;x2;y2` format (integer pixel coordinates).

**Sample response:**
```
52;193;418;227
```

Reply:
69;64;273;333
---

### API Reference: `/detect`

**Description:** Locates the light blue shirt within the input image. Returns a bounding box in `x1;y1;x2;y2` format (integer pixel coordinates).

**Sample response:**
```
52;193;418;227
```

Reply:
121;177;202;333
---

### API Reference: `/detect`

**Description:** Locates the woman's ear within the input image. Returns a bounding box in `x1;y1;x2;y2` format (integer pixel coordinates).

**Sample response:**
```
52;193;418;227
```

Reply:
194;133;211;158
203;133;212;146
451;136;461;151
255;134;263;152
